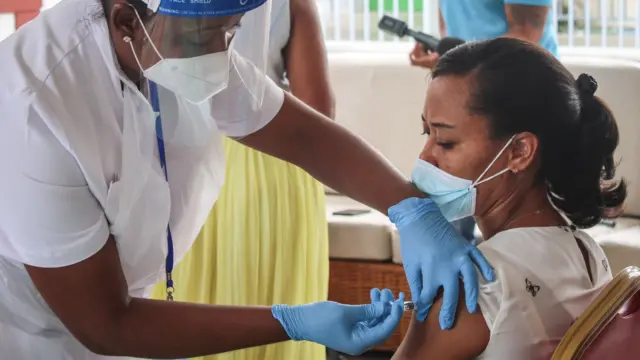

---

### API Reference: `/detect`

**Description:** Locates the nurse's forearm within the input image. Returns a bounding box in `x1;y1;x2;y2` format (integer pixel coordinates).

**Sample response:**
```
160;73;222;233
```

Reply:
292;118;424;213
26;239;290;359
240;94;424;214
107;299;289;358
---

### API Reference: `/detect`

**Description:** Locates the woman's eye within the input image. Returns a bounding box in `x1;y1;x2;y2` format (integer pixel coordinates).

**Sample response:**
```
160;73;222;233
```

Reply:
437;142;455;150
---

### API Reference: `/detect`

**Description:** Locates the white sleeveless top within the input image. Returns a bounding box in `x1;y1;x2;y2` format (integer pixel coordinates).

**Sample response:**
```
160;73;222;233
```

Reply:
476;226;612;359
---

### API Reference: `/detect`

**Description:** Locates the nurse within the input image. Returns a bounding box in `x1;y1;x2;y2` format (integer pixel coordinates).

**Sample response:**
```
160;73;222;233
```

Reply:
0;0;494;358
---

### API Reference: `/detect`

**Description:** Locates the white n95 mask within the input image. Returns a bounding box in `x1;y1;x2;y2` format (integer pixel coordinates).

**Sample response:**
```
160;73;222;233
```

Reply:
124;7;233;105
143;51;231;105
411;135;516;222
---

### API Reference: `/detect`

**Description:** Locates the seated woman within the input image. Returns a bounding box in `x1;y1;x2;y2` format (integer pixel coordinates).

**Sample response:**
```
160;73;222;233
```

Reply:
393;37;626;360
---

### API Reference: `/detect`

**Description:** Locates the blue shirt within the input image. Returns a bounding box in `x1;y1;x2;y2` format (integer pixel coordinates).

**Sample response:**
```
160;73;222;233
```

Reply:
440;0;558;57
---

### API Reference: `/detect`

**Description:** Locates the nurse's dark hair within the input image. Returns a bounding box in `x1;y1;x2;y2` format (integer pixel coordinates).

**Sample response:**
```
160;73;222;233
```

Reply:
431;37;626;229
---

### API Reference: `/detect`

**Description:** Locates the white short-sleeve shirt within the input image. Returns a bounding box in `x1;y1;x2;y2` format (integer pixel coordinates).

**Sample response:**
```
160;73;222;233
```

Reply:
476;226;612;359
0;0;284;358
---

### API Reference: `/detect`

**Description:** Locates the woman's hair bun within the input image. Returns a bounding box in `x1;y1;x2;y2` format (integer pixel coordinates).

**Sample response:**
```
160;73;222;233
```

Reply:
576;73;598;98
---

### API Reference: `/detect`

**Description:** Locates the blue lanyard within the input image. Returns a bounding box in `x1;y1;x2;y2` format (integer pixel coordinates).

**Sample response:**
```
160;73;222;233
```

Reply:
149;81;176;301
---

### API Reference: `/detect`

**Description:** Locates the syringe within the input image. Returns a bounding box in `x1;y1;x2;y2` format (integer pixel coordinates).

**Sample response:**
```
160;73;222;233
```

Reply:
402;301;416;311
386;301;417;311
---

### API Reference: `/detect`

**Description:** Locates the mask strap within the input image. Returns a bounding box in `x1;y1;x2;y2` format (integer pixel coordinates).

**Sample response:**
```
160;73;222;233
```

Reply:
124;36;145;73
547;191;574;225
473;167;511;187
124;7;164;72
472;134;517;187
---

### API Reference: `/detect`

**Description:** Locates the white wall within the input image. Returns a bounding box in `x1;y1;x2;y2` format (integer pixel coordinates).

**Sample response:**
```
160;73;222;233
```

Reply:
0;13;16;42
0;0;61;42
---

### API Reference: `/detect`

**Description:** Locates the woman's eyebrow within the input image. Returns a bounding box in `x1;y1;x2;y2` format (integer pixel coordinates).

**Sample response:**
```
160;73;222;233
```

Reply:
430;122;455;129
422;114;455;129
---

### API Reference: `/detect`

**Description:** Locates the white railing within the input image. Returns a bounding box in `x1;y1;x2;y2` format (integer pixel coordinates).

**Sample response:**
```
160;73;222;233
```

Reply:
318;0;640;49
3;0;640;50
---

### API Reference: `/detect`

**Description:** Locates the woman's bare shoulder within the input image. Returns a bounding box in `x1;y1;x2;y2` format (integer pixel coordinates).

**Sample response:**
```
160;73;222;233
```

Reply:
392;282;490;360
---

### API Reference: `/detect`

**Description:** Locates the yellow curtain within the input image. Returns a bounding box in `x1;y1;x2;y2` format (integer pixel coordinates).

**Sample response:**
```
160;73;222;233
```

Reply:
150;137;329;360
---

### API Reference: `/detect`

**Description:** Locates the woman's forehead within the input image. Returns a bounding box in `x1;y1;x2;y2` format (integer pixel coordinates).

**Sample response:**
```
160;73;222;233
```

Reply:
424;76;488;131
425;77;469;119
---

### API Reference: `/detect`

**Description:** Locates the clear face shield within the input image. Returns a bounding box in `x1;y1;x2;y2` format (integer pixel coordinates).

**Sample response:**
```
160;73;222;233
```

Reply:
127;0;272;146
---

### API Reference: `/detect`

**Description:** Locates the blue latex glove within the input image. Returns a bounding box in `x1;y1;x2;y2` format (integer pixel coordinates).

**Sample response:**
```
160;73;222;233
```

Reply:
272;295;405;356
388;197;495;329
367;288;403;327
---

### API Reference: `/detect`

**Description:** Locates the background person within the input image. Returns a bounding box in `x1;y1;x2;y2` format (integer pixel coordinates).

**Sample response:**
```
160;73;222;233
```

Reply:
410;0;558;69
150;0;333;359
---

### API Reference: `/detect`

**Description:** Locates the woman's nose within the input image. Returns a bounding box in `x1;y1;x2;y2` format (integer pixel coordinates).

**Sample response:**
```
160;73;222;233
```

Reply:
419;141;438;167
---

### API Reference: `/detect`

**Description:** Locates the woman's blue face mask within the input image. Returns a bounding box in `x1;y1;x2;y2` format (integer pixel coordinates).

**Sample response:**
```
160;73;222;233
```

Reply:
411;135;516;222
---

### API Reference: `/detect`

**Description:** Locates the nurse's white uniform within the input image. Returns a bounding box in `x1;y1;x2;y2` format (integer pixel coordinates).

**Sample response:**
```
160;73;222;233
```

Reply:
0;0;284;358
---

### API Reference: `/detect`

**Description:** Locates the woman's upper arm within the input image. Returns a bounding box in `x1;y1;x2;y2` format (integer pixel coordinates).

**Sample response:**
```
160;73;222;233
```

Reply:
284;0;335;119
393;285;490;360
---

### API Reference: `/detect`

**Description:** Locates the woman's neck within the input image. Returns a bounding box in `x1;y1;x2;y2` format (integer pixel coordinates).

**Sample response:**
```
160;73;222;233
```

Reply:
475;185;567;240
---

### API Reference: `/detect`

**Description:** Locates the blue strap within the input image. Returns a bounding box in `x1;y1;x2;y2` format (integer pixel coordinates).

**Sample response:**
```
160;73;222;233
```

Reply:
149;81;175;301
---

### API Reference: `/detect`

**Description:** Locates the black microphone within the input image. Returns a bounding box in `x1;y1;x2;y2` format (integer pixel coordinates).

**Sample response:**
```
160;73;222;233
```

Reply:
377;15;465;55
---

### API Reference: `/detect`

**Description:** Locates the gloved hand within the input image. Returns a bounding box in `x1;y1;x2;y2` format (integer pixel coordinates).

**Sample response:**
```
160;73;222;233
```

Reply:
367;288;403;327
388;197;495;329
272;295;405;355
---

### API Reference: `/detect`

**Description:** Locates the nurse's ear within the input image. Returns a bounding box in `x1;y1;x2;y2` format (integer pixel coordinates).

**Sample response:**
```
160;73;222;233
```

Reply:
108;2;142;42
104;1;147;80
507;132;539;174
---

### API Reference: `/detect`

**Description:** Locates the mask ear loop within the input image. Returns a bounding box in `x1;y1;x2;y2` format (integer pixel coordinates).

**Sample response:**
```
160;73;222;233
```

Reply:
546;191;574;226
124;7;165;73
123;36;145;74
472;134;517;187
